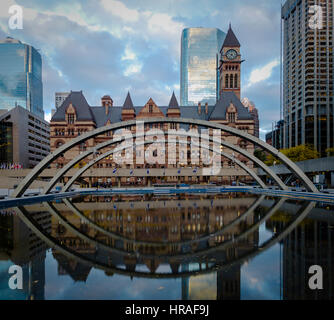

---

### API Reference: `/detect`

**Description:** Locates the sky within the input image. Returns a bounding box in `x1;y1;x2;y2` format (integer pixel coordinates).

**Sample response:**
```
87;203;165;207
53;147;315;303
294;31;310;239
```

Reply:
0;0;284;139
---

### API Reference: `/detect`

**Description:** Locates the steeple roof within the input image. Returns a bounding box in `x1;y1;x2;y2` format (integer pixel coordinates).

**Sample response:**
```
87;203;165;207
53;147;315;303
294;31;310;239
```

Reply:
123;91;134;109
222;24;240;48
168;91;179;109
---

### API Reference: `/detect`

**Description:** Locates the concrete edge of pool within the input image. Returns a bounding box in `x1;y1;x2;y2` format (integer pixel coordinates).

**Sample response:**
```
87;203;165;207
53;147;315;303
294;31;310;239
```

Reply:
0;186;334;209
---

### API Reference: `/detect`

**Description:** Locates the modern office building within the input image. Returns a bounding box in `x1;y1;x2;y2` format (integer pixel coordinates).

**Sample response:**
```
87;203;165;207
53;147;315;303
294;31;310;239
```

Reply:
0;37;44;119
55;92;70;109
180;28;226;106
281;0;334;156
266;120;284;149
0;106;50;168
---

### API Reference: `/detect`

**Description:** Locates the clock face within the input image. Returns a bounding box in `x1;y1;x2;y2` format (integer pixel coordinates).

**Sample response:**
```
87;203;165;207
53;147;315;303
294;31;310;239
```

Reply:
226;49;237;60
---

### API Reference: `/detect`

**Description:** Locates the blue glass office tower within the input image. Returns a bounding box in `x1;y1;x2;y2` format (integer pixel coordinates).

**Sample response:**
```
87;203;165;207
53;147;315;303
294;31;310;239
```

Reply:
180;28;226;106
0;37;43;118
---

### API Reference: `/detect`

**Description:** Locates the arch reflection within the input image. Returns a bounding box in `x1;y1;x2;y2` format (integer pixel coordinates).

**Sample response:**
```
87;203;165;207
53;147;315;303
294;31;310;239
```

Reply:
12;194;315;280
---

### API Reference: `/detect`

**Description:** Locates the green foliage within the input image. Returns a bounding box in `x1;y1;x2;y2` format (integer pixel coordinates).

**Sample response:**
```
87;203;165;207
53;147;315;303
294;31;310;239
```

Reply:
326;147;334;156
254;149;266;162
265;145;319;166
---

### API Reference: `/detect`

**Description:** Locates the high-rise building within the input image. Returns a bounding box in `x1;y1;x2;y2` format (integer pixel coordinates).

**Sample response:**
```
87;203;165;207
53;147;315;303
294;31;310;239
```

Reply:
0;37;44;119
0;105;50;168
180;28;226;106
281;0;334;156
55;92;70;109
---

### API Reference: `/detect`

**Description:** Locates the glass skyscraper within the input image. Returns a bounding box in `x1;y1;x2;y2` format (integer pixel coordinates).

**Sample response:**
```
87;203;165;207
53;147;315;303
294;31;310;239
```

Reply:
180;28;226;106
0;37;43;118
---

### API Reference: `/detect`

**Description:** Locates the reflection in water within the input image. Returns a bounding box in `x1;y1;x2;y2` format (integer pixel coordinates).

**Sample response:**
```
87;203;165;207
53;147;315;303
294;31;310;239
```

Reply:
0;193;333;300
0;210;50;300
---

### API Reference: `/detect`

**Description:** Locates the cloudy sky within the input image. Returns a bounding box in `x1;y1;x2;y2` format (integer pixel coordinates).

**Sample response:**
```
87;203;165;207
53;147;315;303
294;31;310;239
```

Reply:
0;0;284;138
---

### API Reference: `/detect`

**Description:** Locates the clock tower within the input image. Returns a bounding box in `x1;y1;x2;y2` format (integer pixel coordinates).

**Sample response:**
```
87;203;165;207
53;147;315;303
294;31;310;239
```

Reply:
219;24;243;99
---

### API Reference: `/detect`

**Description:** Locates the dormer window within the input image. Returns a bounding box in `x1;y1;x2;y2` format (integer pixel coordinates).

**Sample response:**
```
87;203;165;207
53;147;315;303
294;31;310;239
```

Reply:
228;112;236;123
67;114;75;124
149;104;153;113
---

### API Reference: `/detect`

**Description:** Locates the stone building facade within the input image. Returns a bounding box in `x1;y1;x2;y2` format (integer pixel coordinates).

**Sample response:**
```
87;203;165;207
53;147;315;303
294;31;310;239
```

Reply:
50;26;256;186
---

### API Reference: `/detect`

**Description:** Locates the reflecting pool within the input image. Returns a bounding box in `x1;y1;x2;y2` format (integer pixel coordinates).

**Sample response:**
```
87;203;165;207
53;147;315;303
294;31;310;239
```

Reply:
0;192;333;300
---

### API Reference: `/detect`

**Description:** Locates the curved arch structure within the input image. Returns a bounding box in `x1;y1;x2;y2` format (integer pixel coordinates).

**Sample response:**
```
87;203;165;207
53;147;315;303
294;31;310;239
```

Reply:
13;200;316;279
62;138;266;192
43;196;285;261
45;130;284;194
12;118;319;198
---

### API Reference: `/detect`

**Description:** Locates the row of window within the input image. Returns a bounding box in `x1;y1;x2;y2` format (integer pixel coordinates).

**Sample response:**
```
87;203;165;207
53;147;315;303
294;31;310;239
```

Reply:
225;74;238;89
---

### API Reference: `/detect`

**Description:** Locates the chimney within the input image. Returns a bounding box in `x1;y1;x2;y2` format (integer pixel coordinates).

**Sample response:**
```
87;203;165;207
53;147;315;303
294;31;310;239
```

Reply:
205;103;208;115
198;102;201;115
101;95;113;115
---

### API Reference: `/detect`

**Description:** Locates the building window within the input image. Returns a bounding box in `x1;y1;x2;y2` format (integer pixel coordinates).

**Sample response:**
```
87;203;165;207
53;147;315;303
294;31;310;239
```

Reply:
79;143;86;151
225;74;229;88
67;114;75;124
239;140;247;149
149;105;153;113
234;74;238;88
230;74;234;88
228;112;236;123
56;141;64;148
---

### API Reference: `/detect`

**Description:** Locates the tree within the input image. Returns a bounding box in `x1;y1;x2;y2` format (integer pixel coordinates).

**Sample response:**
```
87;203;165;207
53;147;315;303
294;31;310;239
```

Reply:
326;147;334;157
254;149;267;162
265;145;319;166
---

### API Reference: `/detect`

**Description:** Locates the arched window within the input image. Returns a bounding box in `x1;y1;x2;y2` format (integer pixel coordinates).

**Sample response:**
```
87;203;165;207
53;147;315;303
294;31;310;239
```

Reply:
225;74;229;88
234;74;238;88
230;74;234;88
56;141;64;148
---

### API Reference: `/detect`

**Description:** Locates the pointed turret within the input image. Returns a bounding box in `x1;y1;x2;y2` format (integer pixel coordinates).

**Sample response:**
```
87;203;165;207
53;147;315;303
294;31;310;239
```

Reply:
121;91;136;120
222;24;240;48
123;91;134;109
168;91;179;109
167;92;181;118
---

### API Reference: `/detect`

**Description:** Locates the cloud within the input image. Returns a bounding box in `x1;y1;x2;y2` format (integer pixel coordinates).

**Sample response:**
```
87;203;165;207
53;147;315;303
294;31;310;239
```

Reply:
121;46;137;61
100;0;139;22
45;111;51;122
246;59;280;88
124;63;143;77
0;0;283;135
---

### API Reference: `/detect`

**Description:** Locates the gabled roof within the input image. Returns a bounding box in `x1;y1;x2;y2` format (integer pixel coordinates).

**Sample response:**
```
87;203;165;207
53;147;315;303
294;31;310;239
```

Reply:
168;92;180;109
222;24;240;48
51;91;95;122
123;92;135;110
209;91;253;121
